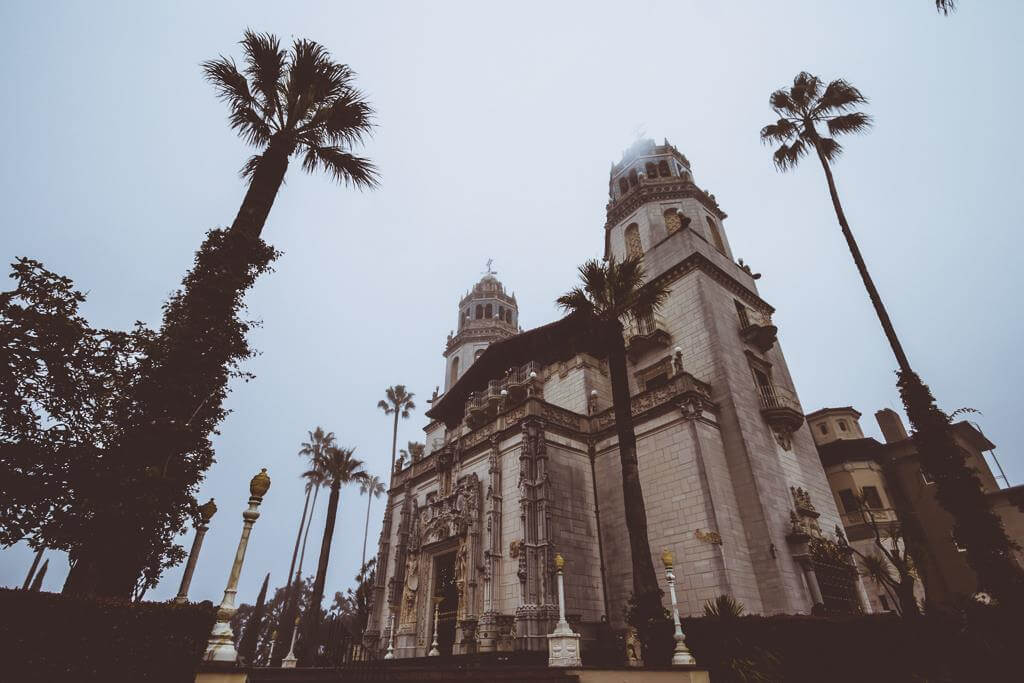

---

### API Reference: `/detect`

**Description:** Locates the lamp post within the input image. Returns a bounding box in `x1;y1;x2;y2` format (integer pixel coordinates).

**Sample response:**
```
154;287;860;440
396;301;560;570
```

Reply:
174;498;217;604
662;549;696;666
428;597;443;657
282;616;299;668
384;612;396;660
547;553;581;667
204;469;271;663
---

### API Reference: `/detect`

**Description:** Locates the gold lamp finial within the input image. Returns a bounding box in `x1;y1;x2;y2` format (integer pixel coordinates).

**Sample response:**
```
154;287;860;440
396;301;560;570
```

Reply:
250;468;271;498
554;553;565;571
662;548;674;569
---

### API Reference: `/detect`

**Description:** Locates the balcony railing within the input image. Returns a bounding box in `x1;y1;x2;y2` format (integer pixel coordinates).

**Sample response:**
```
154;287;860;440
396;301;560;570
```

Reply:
625;310;671;360
464;360;541;427
757;383;800;412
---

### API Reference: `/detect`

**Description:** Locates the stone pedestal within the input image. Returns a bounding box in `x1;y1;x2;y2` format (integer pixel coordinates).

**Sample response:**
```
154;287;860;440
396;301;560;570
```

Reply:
547;621;582;668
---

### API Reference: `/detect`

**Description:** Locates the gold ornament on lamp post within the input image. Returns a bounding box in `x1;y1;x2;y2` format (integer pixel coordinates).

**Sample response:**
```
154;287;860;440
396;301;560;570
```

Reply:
204;469;271;663
662;548;696;666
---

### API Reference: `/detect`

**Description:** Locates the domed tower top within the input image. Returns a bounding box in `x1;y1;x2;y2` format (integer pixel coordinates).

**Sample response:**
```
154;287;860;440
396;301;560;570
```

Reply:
443;261;520;392
607;137;695;203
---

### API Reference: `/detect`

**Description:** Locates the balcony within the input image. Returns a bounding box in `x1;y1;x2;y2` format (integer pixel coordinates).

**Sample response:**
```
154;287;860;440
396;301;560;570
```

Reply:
757;383;804;434
464;360;540;428
625;311;671;361
736;307;777;353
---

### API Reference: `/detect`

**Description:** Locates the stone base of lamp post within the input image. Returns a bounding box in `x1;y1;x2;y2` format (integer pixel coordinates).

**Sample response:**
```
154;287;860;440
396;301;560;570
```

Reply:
281;653;297;668
672;635;697;666
546;621;581;668
204;606;239;662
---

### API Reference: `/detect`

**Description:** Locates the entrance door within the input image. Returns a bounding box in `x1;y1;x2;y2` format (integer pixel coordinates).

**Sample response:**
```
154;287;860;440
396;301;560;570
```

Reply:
433;551;458;656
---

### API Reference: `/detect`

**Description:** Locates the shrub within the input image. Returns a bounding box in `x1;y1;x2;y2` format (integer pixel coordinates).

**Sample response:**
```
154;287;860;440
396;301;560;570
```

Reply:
0;588;216;683
682;604;1017;682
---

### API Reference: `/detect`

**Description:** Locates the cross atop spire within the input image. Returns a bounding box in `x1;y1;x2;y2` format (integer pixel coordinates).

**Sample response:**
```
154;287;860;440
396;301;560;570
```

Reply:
484;258;497;276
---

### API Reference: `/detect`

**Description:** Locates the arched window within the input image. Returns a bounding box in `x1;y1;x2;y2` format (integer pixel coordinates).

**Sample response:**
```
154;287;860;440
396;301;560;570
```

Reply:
506;310;513;323
498;306;505;321
619;178;629;195
475;304;483;319
645;162;658;178
485;303;493;318
658;160;670;177
450;356;460;386
625;223;643;259
706;216;726;254
628;169;638;187
665;209;682;235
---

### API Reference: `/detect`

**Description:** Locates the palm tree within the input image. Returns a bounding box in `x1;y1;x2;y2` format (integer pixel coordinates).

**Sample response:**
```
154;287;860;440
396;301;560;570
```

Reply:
399;440;425;466
557;256;670;649
377;386;415;482
299;445;366;665
202;30;377;240
761;72;1024;607
359;474;386;569
271;427;334;665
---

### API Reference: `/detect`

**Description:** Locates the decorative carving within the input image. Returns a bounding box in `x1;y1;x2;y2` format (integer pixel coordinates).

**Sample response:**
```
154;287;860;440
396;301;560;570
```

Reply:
791;487;819;518
508;540;523;558
695;528;723;545
773;427;793;451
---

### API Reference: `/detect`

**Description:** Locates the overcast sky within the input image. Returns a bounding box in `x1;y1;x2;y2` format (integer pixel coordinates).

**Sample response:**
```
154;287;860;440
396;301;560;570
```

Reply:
2;1;1022;607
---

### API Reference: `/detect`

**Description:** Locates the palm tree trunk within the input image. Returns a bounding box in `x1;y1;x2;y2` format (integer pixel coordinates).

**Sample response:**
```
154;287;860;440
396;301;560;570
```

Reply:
390;410;399;485
605;321;662;637
814;146;912;374
271;487;313;665
229;137;294;240
362;488;373;569
22;546;44;590
301;481;341;666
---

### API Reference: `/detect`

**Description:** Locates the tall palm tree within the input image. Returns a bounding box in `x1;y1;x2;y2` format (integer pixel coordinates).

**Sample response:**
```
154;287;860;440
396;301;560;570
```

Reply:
761;72;1024;606
299;445;366;665
557;256;670;649
271;428;334;665
359;474;386;568
377;386;415;482
202;30;377;240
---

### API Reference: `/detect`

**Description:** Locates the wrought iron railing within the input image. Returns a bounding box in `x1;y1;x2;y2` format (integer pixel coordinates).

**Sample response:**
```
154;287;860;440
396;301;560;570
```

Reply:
757;383;801;412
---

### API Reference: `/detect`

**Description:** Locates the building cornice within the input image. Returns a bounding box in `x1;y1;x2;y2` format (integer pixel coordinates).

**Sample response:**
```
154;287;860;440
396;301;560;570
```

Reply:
648;249;775;317
605;179;727;228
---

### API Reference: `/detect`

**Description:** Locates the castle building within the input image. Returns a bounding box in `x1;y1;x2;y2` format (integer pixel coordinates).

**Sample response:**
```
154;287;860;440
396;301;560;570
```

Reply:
366;139;853;657
809;406;1024;611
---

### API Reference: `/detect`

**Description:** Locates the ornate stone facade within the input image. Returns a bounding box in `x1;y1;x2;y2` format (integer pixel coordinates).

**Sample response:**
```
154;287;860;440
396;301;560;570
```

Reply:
367;139;845;657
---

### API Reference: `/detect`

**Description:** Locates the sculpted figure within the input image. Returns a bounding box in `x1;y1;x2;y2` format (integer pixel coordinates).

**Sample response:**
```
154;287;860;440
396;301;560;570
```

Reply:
400;552;419;623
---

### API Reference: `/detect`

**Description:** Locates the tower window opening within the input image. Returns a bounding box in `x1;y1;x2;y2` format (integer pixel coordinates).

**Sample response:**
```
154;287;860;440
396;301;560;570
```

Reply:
706;216;726;254
645;162;658;178
658;160;670;177
838;420;848;432
474;349;484;361
624;223;643;259
838;488;858;514
475;304;483;319
505;310;513;323
819;423;828;435
619;178;629;195
628;168;638;187
861;486;883;509
664;208;683;235
734;300;751;328
450;356;460;387
498;306;505;320
485;303;493;318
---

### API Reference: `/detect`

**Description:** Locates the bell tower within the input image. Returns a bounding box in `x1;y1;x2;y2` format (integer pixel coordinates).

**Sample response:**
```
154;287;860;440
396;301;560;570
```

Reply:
443;262;520;393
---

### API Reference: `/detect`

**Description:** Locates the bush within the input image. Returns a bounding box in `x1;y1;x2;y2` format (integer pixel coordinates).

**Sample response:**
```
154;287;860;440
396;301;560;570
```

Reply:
0;588;217;683
682;605;1017;682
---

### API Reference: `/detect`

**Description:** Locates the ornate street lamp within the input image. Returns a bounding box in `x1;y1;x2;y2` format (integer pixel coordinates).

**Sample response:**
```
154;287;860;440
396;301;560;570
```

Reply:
174;498;218;604
662;548;695;666
547;552;581;667
204;469;271;662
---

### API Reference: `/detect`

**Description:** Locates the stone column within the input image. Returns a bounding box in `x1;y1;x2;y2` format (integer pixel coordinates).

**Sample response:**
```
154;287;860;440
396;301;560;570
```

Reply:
428;599;442;657
662;549;696;666
204;469;270;663
796;557;823;607
174;498;217;604
547;554;581;667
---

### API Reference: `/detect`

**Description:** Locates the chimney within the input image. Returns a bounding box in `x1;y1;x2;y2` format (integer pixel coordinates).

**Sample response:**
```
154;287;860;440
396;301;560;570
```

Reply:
875;408;909;444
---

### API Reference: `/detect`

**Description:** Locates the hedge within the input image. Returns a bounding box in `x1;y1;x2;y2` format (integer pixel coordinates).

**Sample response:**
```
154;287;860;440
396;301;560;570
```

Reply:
0;588;217;683
681;606;1017;682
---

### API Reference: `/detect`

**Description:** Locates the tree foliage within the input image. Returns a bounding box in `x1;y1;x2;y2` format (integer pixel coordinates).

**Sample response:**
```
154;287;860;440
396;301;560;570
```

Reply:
232;576;319;667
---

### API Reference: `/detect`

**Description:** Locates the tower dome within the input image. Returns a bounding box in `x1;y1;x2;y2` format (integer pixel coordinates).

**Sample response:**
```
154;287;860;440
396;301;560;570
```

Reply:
443;262;519;392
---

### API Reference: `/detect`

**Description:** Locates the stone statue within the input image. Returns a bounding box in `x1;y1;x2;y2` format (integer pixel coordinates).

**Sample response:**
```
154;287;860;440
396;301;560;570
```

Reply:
625;627;644;667
400;552;419;624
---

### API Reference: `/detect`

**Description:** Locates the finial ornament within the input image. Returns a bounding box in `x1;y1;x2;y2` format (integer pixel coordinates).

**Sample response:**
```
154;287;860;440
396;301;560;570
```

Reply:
554;553;565;571
250;468;271;498
662;548;674;569
199;498;218;522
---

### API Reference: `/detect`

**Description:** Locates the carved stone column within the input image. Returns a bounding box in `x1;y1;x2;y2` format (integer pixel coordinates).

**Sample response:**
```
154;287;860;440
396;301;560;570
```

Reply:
479;435;504;653
516;419;557;651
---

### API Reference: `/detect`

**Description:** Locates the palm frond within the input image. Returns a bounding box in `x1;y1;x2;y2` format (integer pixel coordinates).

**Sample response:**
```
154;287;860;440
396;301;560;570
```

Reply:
239;154;263;179
826;112;873;137
936;0;956;15
241;30;286;125
816;137;843;163
201;56;271;147
760;118;797;144
556;287;593;317
284;39;351;130
768;89;798;117
790;72;823;111
815;79;868;116
771;139;808;171
300;145;379;188
299;88;375;148
377;399;393;414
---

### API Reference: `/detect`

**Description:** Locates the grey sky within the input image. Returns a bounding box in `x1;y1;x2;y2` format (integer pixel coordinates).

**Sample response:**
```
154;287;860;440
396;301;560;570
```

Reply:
2;1;1021;608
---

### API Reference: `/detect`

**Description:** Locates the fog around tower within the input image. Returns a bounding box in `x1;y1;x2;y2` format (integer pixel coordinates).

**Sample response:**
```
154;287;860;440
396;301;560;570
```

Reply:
1;0;1021;607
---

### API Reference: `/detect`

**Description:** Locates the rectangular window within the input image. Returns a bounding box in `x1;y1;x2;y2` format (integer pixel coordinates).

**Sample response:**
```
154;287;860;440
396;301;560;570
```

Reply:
734;300;751;328
861;486;883;509
838;489;859;514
